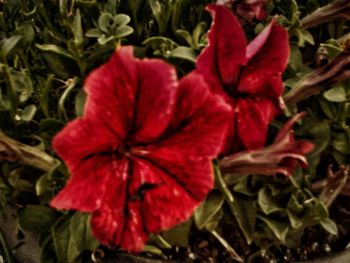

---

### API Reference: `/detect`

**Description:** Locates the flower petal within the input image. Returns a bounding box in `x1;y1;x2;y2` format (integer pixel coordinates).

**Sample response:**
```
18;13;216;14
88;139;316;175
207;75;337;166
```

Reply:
131;158;206;233
90;158;149;252
84;46;138;139
196;4;247;88
238;22;289;97
52;118;119;169
132;59;177;143
142;72;233;157
50;155;119;212
236;97;279;150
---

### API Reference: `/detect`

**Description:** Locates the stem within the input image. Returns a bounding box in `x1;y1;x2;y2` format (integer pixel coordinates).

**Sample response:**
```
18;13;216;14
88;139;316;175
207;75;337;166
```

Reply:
0;227;13;263
210;230;244;263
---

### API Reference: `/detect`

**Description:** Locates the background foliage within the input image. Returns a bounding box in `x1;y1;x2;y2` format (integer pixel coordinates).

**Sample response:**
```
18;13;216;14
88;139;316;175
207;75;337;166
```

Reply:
1;0;350;262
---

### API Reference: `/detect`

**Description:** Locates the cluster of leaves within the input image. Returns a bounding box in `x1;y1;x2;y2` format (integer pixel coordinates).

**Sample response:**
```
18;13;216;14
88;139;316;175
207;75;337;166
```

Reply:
0;0;350;262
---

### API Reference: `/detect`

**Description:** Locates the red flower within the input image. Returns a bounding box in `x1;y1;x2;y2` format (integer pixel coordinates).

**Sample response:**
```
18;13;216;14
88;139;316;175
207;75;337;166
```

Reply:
50;47;232;252
220;112;314;176
196;4;289;153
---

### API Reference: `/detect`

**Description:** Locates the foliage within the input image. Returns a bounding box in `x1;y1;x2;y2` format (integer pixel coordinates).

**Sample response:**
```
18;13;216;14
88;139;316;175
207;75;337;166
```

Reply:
0;0;350;262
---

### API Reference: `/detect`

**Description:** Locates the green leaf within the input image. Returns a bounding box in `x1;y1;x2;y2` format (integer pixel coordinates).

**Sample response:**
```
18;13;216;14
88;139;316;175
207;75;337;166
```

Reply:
113;14;131;27
332;133;350;154
9;69;33;103
320;218;338;235
143;36;179;54
161;218;192;247
176;29;193;47
18;205;58;233
68;213;99;262
98;13;114;34
258;187;283;215
1;35;22;57
52;217;70;262
192;22;207;48
114;26;134;38
287;211;303;229
324;86;347;102
36;44;76;61
258;216;289;243
85;28;102;38
170;46;197;62
230;197;256;244
75;89;86;117
72;9;84;45
194;190;224;230
21;104;37;122
287;194;304;215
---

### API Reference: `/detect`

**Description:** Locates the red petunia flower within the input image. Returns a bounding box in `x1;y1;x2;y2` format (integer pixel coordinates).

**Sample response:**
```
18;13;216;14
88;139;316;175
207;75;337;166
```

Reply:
50;46;232;252
196;4;289;153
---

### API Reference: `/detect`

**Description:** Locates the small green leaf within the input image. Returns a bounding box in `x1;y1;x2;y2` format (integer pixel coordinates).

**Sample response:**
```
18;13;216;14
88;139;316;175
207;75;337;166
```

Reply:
258;187;283;215
52;217;70;262
287;211;303;229
194;190;224;230
170;46;197;62
113;14;131;27
98;13;114;34
1;35;22;57
36;44;76;61
75;89;86;117
72;9;84;45
114;26;134;38
258;216;289;243
21;104;37;122
332;133;350;154
320;218;338;235
192;22;207;48
18;205;58;233
161;218;192;247
324;86;347;102
85;28;102;38
176;29;193;47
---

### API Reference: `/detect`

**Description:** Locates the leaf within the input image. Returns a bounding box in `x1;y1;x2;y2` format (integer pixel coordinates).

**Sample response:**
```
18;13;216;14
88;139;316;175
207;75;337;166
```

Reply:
1;35;22;57
176;29;193;47
194;190;224;230
230;197;256;244
52;217;70;263
161;218;192;247
258;187;283;215
21;104;37;122
114;26;134;38
287;193;304;214
320;218;338;235
113;14;131;27
143;36;179;54
35;44;76;61
192;22;207;48
75;89;87;117
73;9;84;45
170;46;197;62
332;133;350;154
98;13;114;34
85;28;102;38
324;86;347;102
258;215;289;243
18;205;58;233
287;211;303;229
9;69;33;102
68;212;99;262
